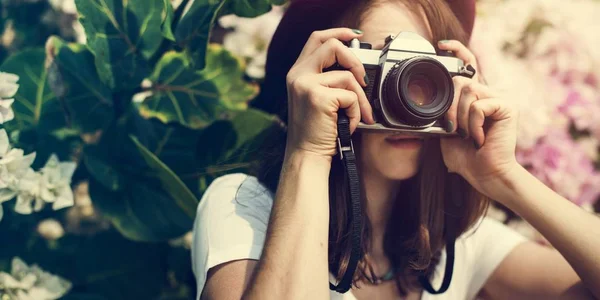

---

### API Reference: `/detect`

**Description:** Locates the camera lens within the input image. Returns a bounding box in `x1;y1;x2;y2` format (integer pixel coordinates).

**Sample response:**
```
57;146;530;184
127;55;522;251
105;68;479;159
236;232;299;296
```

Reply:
407;74;436;106
383;57;453;126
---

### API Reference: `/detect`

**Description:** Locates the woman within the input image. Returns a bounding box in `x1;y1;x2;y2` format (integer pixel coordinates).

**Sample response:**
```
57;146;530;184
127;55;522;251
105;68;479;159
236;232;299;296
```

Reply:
191;0;600;299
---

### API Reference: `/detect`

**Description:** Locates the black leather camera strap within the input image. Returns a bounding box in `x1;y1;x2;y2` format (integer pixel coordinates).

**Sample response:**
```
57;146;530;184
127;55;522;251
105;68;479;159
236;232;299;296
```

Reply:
330;112;455;294
330;111;362;293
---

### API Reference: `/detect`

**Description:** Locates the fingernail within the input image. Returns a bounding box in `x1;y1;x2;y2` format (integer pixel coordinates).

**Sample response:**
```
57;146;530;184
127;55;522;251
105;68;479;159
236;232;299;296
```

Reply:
439;40;450;44
473;140;480;150
458;128;467;139
352;29;363;34
445;120;454;133
364;74;370;86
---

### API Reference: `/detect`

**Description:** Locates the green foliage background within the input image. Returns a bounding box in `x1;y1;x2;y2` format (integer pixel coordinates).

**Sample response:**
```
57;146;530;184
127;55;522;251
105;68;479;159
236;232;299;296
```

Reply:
0;0;285;298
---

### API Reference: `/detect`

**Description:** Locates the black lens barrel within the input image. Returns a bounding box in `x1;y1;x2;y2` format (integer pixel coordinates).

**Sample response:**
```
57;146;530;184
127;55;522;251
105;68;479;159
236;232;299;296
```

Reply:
383;57;454;126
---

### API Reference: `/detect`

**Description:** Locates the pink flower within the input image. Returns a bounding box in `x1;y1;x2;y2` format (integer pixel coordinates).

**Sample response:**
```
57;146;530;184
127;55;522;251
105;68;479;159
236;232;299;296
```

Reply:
517;129;600;206
558;90;600;132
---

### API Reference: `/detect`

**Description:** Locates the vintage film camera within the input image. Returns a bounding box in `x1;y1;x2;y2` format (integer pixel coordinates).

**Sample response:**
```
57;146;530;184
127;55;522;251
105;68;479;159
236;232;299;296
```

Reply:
348;31;475;135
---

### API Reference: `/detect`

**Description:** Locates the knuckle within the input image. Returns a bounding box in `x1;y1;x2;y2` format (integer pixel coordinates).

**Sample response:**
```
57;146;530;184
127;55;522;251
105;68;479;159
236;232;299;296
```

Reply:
462;82;477;95
309;30;323;41
289;74;310;93
324;38;342;50
286;70;297;86
342;71;356;83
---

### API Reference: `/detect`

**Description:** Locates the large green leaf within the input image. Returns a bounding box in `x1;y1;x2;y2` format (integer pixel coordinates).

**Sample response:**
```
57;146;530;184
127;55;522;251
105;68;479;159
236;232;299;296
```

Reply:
130;136;197;219
83;109;198;241
75;0;164;89
139;45;258;129
89;178;193;242
0;49;66;132
46;36;114;134
174;0;225;69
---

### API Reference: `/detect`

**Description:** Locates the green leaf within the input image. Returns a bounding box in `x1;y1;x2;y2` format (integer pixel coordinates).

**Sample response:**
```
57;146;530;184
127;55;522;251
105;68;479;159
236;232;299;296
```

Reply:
0;49;66;132
224;0;272;18
75;0;164;89
161;0;176;41
83;145;127;191
46;36;114;134
174;0;226;69
130;136;197;219
222;0;287;18
83;109;198;241
89;178;193;242
190;108;283;195
139;44;258;129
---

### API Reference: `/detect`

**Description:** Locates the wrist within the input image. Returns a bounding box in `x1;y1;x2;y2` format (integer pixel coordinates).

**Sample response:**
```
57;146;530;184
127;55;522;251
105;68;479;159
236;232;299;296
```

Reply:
479;162;527;206
284;149;333;167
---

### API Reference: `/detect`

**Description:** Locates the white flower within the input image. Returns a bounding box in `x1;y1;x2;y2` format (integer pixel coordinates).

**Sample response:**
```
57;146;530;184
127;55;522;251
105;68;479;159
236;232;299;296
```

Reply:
0;129;35;202
0;72;18;98
39;154;76;210
0;72;18;124
219;6;284;79
15;169;43;215
0;257;72;300
168;231;193;249
48;0;77;14
37;219;65;241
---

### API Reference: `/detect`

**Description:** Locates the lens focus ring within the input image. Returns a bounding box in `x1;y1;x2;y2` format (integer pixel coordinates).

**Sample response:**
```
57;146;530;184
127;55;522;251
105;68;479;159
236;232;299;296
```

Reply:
382;57;454;127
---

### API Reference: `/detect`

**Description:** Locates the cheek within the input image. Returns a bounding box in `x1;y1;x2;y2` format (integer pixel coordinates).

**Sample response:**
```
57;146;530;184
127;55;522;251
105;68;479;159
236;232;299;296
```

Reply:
359;133;422;180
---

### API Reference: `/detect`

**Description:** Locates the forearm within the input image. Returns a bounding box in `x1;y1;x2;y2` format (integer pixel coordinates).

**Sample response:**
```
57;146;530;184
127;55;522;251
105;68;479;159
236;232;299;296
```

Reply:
243;151;332;300
494;164;600;298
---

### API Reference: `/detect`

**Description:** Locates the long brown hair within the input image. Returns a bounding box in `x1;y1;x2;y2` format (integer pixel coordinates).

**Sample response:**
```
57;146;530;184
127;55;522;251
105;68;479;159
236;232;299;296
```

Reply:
254;0;489;295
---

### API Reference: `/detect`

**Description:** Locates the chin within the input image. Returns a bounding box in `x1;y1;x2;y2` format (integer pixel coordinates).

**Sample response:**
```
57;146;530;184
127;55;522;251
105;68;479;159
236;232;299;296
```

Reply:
359;132;423;181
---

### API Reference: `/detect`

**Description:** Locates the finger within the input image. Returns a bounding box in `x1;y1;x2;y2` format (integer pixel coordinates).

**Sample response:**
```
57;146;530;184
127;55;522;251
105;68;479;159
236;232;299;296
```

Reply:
298;37;367;87
457;82;480;139
444;76;471;134
297;28;363;63
328;88;361;133
468;98;510;148
437;39;477;68
317;71;374;124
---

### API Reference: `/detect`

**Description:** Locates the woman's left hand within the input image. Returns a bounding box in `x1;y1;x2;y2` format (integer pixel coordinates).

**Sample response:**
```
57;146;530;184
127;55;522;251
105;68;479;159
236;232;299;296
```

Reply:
438;40;520;201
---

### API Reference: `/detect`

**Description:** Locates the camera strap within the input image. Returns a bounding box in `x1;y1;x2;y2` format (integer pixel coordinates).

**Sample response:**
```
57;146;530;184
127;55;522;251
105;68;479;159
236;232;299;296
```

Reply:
330;111;362;293
330;112;455;295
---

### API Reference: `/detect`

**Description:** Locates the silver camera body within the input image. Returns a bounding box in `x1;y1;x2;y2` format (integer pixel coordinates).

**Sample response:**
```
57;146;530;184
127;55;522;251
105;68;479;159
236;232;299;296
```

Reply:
348;31;475;135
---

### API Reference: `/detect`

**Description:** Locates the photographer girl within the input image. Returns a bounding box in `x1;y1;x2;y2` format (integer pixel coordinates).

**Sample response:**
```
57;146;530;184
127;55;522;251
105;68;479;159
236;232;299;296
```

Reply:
191;0;600;299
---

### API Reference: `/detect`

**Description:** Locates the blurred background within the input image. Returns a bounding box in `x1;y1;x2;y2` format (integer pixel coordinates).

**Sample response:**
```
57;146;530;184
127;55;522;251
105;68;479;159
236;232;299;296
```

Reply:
0;0;598;299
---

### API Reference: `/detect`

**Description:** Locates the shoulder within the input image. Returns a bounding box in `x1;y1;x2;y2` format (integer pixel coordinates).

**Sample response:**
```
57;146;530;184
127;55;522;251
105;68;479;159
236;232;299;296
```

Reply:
191;173;275;297
197;173;274;218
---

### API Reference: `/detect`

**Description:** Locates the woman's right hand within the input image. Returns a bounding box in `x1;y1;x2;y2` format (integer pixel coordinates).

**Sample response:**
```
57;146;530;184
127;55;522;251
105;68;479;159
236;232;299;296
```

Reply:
285;28;375;160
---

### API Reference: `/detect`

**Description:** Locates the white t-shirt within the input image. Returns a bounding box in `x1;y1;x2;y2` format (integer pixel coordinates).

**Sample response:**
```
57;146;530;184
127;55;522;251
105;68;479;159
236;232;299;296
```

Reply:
192;173;527;300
